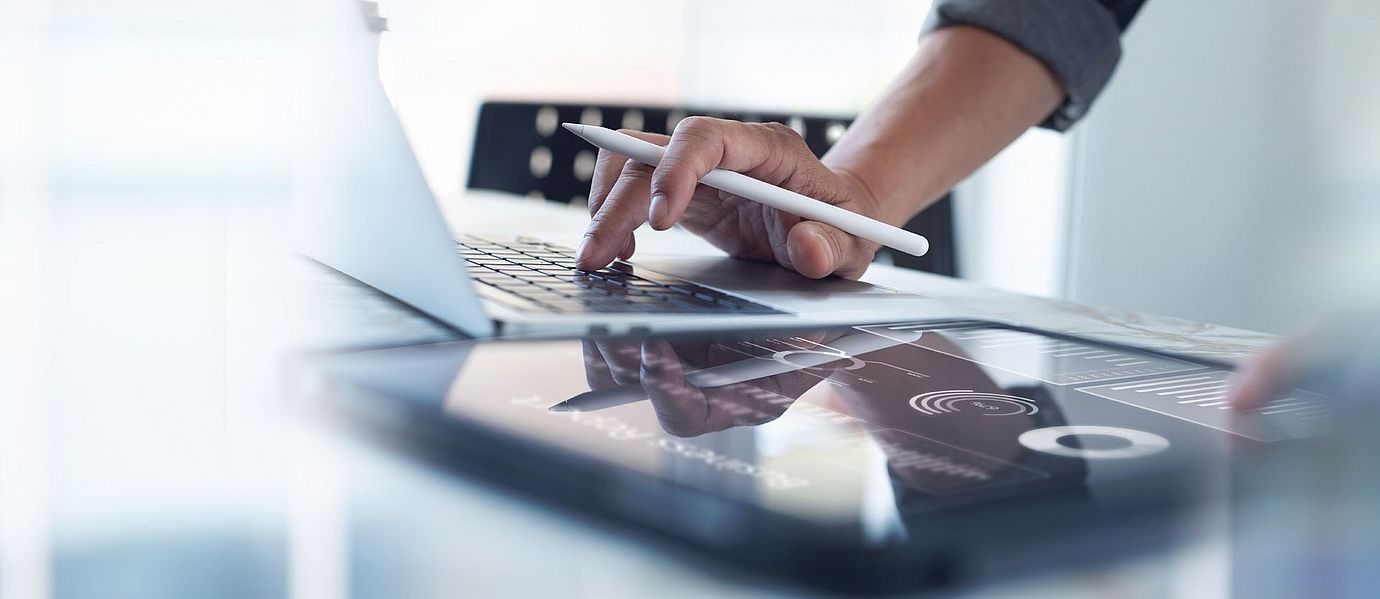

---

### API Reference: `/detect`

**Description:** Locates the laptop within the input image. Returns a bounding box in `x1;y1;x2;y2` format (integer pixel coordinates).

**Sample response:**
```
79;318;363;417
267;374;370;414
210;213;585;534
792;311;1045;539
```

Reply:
297;1;965;338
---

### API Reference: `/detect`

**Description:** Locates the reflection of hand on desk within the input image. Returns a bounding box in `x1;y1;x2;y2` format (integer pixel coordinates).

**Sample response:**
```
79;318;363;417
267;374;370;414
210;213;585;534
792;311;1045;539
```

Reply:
559;329;918;415
575;335;840;437
570;327;1070;500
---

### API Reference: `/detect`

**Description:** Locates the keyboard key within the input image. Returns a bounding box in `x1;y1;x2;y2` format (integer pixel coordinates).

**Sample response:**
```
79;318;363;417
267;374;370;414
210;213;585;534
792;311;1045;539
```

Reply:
455;235;781;315
541;280;582;288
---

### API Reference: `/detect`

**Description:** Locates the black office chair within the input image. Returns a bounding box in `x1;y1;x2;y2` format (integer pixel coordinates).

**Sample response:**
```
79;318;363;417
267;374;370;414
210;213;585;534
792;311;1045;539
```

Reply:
466;101;956;277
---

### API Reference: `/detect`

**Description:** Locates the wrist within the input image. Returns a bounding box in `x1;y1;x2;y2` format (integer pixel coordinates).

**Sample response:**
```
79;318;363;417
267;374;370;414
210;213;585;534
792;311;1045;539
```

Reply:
829;163;914;228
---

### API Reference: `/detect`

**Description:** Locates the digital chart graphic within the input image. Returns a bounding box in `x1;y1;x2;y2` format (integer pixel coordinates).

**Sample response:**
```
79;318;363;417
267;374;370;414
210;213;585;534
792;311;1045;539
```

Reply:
1077;371;1333;442
859;324;1204;385
909;390;1040;417
722;335;931;381
833;429;1048;494
1017;425;1171;460
769;348;868;371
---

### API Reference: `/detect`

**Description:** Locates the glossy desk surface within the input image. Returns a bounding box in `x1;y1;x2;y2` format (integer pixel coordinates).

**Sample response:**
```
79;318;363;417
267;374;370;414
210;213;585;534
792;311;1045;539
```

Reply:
5;190;1281;598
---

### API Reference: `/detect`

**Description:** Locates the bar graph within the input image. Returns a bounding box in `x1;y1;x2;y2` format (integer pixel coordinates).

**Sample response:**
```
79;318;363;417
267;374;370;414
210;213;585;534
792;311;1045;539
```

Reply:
1078;371;1332;441
859;324;1204;385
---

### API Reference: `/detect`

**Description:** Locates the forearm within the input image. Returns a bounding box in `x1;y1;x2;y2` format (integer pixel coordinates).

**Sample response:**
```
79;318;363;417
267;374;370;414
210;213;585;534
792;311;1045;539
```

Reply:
823;26;1064;226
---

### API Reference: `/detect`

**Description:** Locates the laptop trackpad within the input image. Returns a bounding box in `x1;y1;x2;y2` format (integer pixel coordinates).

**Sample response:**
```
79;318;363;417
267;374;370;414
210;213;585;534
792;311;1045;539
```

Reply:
632;255;920;310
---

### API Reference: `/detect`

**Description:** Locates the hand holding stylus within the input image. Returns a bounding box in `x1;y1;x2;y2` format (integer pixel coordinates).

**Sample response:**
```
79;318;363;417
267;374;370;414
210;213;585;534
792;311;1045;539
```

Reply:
571;117;897;280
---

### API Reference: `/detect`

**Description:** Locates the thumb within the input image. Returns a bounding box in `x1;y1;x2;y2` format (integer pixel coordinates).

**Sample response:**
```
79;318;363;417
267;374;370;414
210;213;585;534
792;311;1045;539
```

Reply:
786;221;871;279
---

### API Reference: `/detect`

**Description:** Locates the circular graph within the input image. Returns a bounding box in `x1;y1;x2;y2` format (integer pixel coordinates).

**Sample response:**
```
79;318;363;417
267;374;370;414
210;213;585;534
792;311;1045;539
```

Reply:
909;390;1040;416
770;350;867;371
1018;425;1170;460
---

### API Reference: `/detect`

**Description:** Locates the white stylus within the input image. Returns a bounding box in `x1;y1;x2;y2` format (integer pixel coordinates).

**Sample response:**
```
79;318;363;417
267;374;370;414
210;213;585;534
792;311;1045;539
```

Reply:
562;123;930;257
549;329;921;413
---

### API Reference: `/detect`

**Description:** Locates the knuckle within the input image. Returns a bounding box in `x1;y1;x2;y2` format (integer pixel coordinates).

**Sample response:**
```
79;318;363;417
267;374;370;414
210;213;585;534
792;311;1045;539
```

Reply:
620;159;653;179
746;122;811;182
762;121;798;139
648;172;674;196
673;117;733;149
777;124;812;153
577;226;600;250
650;158;693;193
589;198;624;226
587;210;620;237
667;118;736;173
676;115;717;134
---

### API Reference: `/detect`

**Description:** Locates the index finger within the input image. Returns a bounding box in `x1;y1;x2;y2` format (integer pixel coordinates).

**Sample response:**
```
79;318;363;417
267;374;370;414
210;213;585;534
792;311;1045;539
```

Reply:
639;339;712;437
588;129;669;216
648;117;810;229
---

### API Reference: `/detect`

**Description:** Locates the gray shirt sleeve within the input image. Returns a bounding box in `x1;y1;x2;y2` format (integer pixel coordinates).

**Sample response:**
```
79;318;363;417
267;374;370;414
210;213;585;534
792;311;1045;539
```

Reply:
923;0;1148;131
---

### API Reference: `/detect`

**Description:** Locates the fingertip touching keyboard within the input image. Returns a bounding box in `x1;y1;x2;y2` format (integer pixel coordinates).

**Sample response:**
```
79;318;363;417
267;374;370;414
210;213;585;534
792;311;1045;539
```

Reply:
457;235;782;315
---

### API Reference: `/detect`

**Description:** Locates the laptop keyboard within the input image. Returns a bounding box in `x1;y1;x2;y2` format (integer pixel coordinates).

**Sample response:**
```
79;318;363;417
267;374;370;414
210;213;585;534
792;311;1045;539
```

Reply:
456;235;782;315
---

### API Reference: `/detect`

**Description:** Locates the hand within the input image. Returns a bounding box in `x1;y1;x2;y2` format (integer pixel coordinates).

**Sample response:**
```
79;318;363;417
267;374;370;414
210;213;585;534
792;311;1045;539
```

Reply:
580;335;840;437
576;117;885;279
1229;310;1380;408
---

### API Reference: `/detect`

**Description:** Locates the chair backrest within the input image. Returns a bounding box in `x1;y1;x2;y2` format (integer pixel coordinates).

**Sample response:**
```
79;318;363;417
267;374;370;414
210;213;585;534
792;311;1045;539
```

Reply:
467;101;956;276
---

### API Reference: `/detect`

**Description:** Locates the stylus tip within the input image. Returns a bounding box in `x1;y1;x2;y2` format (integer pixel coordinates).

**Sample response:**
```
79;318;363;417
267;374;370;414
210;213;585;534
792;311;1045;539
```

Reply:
561;122;584;135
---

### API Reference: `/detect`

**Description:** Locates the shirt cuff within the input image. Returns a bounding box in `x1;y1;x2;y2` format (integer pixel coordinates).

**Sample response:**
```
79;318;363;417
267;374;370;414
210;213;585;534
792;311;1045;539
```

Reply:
923;0;1124;131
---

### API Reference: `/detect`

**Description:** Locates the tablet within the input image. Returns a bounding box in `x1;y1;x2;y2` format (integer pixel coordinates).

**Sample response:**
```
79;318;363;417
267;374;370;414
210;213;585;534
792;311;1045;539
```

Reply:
302;319;1334;594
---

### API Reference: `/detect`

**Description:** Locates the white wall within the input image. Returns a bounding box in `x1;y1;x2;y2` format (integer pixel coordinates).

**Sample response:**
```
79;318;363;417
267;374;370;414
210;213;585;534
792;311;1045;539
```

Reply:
379;0;933;205
1065;0;1380;333
955;129;1072;298
679;0;931;114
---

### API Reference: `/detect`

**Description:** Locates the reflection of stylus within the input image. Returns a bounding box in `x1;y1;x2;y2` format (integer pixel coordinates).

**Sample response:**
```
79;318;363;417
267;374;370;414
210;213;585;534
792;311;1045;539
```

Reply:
549;330;921;413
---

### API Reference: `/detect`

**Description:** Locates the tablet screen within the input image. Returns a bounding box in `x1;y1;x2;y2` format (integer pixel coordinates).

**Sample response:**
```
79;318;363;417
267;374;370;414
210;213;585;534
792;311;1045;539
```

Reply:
320;320;1333;542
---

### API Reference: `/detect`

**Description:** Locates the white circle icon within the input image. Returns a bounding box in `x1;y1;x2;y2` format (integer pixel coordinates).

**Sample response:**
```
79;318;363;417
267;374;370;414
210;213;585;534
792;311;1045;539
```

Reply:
1018;425;1170;460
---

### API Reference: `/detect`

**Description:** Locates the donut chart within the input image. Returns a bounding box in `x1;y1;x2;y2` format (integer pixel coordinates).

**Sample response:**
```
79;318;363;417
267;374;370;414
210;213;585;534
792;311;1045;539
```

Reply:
1018;425;1170;459
770;349;867;371
909;390;1040;417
